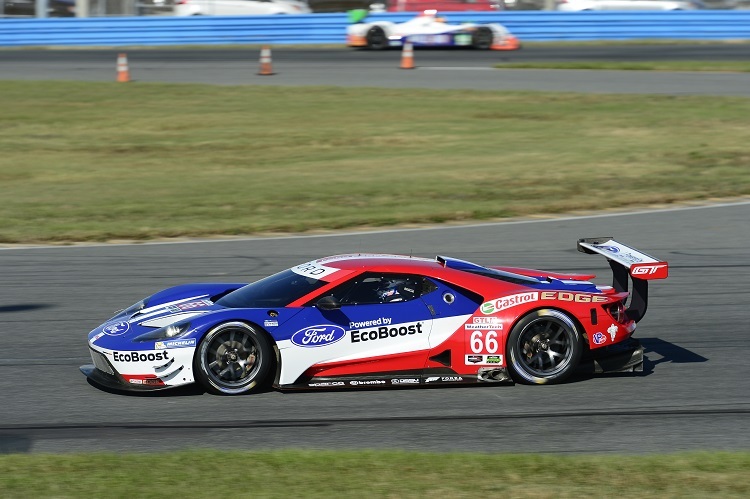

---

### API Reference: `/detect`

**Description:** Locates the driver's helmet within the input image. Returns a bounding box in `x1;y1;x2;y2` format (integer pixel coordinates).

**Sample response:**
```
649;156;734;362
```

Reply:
377;279;416;303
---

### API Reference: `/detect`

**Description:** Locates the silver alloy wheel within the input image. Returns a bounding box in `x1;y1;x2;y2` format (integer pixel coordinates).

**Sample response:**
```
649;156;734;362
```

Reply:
198;322;268;395
508;309;582;384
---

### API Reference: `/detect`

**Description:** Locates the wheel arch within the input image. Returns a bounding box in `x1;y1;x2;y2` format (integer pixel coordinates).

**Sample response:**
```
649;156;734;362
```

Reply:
193;319;279;394
504;306;585;384
505;305;584;340
238;319;281;388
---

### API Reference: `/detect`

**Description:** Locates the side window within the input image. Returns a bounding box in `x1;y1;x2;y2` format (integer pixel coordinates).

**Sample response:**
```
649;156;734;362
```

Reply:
330;273;428;306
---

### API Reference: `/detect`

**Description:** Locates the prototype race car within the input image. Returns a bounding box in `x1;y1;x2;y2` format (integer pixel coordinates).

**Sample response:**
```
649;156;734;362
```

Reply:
346;9;520;50
81;237;668;395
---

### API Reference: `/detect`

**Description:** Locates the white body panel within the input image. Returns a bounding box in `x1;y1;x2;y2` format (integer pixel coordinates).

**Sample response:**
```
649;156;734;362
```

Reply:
277;314;470;385
346;12;511;41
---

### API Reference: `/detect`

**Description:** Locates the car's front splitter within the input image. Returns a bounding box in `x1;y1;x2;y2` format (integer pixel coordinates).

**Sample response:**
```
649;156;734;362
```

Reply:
80;364;173;392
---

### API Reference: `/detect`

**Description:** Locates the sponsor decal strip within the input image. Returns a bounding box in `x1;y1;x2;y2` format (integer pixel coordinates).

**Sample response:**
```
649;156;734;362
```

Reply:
481;292;538;315
351;322;424;343
465;354;504;366
113;351;170;362
155;338;196;350
540;291;608;303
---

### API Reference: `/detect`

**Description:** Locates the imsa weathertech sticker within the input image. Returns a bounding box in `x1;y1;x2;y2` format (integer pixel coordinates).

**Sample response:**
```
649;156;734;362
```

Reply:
481;292;538;315
465;317;504;330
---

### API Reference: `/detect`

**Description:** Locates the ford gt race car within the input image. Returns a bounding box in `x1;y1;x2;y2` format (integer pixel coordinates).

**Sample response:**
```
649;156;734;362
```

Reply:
346;9;520;50
81;237;667;395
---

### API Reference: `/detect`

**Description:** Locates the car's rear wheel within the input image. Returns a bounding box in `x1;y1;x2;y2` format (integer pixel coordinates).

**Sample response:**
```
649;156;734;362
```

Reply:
194;321;272;395
472;27;494;50
507;309;582;385
366;26;388;50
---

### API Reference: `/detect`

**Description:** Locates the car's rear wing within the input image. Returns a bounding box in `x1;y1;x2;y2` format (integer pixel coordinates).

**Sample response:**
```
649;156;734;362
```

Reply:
577;237;668;323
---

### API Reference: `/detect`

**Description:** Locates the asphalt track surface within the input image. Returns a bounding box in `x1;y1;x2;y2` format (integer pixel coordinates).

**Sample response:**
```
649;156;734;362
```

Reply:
1;202;749;454
2;44;750;95
1;44;749;455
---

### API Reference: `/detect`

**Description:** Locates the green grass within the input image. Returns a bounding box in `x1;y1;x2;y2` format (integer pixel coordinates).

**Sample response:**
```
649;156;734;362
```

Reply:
1;80;750;244
0;450;748;497
495;61;750;72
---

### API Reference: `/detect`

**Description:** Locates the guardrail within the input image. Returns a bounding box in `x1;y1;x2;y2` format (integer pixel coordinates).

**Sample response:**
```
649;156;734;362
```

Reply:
1;12;750;47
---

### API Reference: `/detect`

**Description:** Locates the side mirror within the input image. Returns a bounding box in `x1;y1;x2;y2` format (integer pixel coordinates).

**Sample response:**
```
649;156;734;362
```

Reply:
316;295;341;311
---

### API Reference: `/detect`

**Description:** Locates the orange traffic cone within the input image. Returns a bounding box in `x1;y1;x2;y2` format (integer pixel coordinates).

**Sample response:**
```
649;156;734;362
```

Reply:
258;45;274;76
491;35;521;51
400;40;414;70
116;53;130;82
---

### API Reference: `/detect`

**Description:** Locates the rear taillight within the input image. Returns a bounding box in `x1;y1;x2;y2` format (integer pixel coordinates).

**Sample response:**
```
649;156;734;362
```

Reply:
606;301;627;324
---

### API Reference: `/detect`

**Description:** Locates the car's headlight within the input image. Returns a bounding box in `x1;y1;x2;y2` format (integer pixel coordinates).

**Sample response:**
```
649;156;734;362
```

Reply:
134;321;192;342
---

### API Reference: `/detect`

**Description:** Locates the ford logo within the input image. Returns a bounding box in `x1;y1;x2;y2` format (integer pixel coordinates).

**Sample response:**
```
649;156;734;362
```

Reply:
597;245;620;254
291;325;345;348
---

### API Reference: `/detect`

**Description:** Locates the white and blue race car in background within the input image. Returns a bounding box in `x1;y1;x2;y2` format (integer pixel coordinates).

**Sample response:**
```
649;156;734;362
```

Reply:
346;9;521;50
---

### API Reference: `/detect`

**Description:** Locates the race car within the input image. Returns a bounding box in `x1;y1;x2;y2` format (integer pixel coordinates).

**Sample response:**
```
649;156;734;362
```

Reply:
346;9;520;50
81;237;668;395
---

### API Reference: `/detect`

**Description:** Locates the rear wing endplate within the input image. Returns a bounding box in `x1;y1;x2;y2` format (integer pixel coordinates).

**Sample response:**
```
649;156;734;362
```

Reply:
577;237;668;323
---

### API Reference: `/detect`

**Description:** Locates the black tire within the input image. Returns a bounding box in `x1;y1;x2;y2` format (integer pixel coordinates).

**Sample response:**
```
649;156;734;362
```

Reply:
194;321;273;395
506;309;582;385
472;27;494;50
366;26;388;50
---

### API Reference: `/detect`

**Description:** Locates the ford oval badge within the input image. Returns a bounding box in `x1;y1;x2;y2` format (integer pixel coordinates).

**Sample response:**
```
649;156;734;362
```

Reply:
291;325;346;348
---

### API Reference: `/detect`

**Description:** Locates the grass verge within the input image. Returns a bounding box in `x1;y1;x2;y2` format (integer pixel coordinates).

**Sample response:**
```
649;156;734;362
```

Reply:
1;450;749;498
495;61;750;72
1;81;749;243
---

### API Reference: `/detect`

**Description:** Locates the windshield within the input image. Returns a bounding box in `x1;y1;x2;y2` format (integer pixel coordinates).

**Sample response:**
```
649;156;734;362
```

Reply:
216;269;326;309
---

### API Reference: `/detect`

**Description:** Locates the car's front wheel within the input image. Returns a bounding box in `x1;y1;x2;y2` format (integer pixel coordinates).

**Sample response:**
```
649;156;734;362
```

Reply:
507;309;582;385
472;27;494;50
194;321;273;395
366;26;388;50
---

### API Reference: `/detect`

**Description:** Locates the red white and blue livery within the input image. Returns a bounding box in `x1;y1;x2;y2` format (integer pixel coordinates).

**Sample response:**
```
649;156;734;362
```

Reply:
81;237;667;395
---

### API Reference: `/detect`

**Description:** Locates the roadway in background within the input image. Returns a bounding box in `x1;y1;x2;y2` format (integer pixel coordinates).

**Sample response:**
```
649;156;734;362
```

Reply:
1;203;748;454
2;45;750;95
